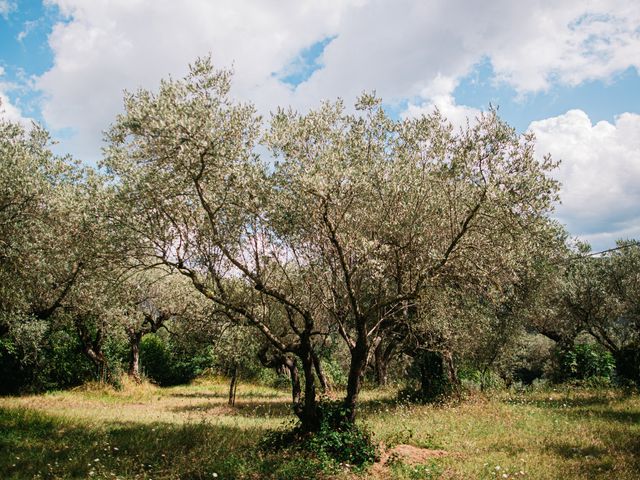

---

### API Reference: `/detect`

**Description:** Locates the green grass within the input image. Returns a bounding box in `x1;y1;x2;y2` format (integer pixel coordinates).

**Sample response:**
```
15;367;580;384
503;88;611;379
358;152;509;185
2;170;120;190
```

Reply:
0;380;638;479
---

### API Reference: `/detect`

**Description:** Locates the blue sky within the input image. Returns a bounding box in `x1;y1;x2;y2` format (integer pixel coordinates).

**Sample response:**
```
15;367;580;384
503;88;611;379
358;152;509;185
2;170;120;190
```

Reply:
454;60;640;133
0;0;62;120
1;0;639;250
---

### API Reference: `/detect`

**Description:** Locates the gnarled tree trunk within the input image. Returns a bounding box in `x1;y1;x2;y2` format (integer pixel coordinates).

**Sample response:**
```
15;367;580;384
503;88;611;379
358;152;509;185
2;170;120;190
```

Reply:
128;330;143;382
297;335;320;431
312;351;330;393
76;319;108;382
343;332;368;423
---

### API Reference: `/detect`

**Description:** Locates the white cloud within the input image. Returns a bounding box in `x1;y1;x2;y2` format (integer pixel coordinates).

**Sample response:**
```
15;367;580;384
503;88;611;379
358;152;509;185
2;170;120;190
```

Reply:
401;74;481;130
403;95;481;131
0;0;15;19
17;20;38;43
34;0;640;164
37;0;360;162
296;0;640;104
486;2;640;94
0;90;32;126
530;110;640;249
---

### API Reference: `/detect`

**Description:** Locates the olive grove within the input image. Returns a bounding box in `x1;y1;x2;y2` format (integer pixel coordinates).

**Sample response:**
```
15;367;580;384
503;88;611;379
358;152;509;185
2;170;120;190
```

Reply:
1;57;638;443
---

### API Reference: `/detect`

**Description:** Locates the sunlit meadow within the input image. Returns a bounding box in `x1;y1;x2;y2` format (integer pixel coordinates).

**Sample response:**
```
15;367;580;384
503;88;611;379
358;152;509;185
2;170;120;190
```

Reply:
1;378;638;479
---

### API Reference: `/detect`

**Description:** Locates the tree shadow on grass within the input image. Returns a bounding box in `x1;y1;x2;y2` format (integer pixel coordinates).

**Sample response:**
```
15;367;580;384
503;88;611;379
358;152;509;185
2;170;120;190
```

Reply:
548;442;608;459
233;400;294;418
170;391;228;399
571;407;640;425
546;443;615;478
585;419;640;473
540;406;640;477
170;399;294;418
508;396;615;410
0;406;323;480
356;393;414;415
169;390;285;400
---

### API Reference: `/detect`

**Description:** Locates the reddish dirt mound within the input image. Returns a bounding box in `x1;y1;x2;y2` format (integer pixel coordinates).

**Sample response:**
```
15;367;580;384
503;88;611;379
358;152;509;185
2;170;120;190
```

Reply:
370;443;449;477
384;444;449;465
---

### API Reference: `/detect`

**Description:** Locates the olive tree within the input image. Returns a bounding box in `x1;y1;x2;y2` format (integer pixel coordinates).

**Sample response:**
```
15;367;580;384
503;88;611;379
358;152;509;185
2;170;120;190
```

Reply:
104;58;329;429
115;270;213;381
0;120;87;328
560;241;640;383
266;96;560;416
0;115;135;385
104;57;560;429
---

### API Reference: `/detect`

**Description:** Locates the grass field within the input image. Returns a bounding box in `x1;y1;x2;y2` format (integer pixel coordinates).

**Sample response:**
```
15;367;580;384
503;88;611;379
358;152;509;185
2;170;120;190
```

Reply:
1;379;638;479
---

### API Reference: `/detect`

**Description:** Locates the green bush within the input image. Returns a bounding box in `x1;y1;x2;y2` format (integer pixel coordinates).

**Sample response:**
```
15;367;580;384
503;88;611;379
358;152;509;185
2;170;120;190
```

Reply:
613;347;640;385
556;343;615;382
0;328;96;394
261;400;378;470
401;350;459;403
140;333;214;386
35;329;98;390
309;401;378;467
459;369;506;391
321;356;348;388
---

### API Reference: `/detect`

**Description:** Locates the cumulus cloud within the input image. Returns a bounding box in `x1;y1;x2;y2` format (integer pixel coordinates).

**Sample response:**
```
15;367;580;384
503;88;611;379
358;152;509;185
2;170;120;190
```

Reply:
403;95;481;131
401;74;481;130
484;1;640;93
35;0;640;164
530;110;640;249
0;90;32;126
37;0;360;162
0;68;32;126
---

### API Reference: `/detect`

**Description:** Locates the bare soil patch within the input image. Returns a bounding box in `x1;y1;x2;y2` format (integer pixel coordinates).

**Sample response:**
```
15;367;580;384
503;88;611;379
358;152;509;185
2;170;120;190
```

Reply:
370;443;449;476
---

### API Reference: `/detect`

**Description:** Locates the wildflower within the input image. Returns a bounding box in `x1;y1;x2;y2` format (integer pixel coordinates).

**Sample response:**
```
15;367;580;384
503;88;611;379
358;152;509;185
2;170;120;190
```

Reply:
495;466;501;470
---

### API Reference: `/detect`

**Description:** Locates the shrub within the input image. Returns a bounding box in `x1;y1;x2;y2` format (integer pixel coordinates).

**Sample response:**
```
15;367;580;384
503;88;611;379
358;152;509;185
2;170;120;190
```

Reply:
401;350;460;403
613;347;640;385
459;369;506;391
556;343;615;382
140;333;214;386
261;400;378;470
0;328;96;394
310;401;378;467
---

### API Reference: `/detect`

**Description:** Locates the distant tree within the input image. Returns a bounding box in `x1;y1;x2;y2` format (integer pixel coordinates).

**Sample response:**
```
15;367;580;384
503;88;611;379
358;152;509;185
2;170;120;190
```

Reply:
561;241;640;383
118;270;212;381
